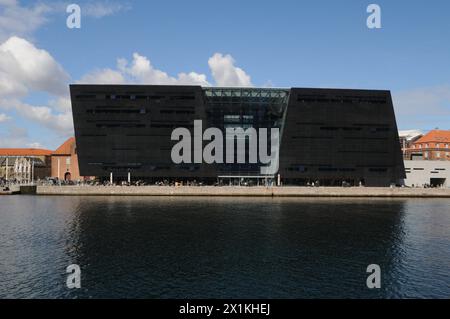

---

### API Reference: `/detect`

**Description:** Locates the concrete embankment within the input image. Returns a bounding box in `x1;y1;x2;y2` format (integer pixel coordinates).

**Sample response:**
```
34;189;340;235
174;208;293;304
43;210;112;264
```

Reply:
35;186;450;198
0;185;21;195
0;191;16;195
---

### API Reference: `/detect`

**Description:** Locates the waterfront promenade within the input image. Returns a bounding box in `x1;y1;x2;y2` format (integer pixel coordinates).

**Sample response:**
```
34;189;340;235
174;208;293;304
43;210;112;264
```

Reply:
35;186;450;198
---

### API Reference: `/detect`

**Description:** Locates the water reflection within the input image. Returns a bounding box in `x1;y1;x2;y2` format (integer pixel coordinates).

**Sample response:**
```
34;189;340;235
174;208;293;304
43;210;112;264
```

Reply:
1;196;449;298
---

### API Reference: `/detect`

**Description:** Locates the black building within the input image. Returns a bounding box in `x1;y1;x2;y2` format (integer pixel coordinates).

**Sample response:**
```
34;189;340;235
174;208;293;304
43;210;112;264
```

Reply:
70;85;405;186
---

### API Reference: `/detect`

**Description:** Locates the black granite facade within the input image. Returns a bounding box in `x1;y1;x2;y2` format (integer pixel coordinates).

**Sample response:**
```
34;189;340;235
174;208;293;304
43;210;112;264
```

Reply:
70;85;405;186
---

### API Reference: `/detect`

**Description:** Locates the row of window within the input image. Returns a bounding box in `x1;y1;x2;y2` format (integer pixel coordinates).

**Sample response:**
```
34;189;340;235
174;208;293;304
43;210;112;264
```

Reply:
96;124;146;128
86;110;277;117
285;167;387;173
319;126;390;132
405;168;447;171
95;124;199;129
86;108;197;114
296;97;387;104
87;109;145;114
160;110;196;115
422;151;450;158
223;115;254;123
77;94;196;101
296;122;390;127
412;143;450;149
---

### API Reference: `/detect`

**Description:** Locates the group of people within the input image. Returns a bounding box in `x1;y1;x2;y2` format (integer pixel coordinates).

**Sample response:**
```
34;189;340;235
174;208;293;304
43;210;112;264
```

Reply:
1;178;25;189
411;183;446;189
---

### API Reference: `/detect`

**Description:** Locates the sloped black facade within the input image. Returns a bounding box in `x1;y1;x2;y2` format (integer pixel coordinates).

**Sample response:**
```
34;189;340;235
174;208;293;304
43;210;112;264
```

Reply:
279;88;405;186
70;85;405;186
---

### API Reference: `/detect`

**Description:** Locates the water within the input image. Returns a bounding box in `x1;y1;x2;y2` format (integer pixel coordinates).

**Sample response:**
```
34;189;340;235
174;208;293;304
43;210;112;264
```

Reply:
0;196;449;299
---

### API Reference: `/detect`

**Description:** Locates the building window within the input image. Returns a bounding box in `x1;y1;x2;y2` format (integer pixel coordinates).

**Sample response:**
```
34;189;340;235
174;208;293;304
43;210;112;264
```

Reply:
242;115;254;122
436;152;440;158
436;143;440;148
419;144;422;149
66;157;71;165
424;151;429;159
224;115;241;123
446;144;449;148
425;143;429;148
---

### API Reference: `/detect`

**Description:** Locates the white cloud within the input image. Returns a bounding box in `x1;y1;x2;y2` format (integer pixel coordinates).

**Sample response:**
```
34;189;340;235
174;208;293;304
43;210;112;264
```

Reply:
79;68;125;84
0;36;72;143
79;52;253;88
27;142;44;149
262;80;275;88
177;72;210;86
0;1;131;42
0;36;72;136
0;36;70;97
0;38;73;138
48;96;73;113
0;0;18;5
0;0;52;42
80;52;211;86
118;53;211;86
0;124;44;149
0;113;12;122
0;125;29;148
0;71;27;97
208;53;253;87
0;97;73;152
10;99;74;136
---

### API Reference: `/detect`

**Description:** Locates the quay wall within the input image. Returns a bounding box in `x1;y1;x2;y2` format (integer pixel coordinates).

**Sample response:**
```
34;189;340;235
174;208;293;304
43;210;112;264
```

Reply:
35;186;450;198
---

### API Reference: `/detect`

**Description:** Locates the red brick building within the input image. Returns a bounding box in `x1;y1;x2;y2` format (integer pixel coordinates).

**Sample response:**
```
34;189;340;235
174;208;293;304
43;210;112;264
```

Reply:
1;138;86;182
50;137;82;181
405;130;450;161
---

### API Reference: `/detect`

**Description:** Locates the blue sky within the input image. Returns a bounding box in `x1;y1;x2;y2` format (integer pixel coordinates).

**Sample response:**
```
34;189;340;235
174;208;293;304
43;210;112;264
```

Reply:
1;0;450;149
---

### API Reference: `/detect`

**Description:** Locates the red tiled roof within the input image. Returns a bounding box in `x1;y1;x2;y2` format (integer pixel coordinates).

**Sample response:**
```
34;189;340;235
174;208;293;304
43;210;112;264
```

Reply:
0;148;53;156
52;137;76;155
414;130;450;144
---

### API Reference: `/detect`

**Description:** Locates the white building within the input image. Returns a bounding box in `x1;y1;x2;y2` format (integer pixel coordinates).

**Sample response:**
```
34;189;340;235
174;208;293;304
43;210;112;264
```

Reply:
399;130;423;142
398;130;423;158
404;160;450;188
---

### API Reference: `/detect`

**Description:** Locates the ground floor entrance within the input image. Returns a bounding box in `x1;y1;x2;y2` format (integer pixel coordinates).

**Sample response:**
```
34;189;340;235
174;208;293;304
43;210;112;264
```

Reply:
430;178;446;188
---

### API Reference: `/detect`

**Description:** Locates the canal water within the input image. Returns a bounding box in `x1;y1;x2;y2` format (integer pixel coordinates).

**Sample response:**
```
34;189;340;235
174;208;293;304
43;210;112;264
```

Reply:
0;196;449;298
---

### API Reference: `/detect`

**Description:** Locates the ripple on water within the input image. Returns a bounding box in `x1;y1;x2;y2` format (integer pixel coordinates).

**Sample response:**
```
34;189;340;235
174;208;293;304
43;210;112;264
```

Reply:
0;196;449;298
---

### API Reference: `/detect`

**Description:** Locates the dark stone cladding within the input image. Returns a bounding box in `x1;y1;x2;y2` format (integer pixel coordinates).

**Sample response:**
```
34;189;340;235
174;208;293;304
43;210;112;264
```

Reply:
70;85;405;186
280;88;405;186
